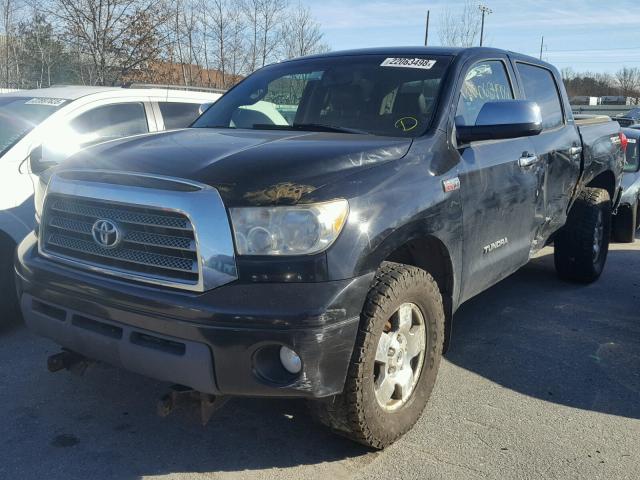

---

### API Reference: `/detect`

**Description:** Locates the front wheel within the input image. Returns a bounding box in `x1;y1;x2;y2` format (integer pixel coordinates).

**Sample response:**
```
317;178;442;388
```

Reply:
309;262;444;449
554;187;611;283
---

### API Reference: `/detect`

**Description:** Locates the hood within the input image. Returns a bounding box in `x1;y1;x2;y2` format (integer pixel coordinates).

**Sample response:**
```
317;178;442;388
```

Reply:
62;128;412;206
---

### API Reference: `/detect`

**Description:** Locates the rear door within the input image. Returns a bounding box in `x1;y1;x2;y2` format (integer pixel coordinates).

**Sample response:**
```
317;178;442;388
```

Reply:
514;61;582;243
456;58;544;302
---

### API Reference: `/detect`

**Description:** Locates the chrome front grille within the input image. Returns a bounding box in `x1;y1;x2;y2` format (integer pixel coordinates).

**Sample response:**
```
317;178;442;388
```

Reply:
39;171;238;292
48;197;191;230
42;195;199;284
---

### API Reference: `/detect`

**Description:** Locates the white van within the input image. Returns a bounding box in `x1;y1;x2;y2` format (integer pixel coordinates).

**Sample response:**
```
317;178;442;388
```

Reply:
0;85;223;319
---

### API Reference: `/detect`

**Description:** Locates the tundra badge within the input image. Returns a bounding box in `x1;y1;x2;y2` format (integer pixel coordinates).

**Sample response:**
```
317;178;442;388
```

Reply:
483;237;508;254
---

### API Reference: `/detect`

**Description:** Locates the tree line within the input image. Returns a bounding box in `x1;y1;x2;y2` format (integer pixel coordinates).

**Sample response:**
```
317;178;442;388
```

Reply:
562;67;640;100
0;0;329;89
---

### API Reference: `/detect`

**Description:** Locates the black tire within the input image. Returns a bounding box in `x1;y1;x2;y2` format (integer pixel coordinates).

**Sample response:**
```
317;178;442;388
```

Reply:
0;239;20;329
554;187;611;283
309;262;445;449
612;202;637;243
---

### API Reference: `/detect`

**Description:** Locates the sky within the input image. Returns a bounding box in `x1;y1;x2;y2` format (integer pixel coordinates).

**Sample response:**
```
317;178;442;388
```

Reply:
301;0;640;74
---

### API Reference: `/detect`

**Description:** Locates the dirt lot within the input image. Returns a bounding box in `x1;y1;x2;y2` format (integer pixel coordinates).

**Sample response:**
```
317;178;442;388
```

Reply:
1;242;639;480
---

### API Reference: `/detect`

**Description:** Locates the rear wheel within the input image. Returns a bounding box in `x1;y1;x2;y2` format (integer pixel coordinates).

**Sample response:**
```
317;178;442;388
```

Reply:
612;201;637;243
309;262;444;449
554;187;611;283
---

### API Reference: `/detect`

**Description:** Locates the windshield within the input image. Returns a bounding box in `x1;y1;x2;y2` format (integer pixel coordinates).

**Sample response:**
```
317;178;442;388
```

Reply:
0;97;67;157
194;54;452;137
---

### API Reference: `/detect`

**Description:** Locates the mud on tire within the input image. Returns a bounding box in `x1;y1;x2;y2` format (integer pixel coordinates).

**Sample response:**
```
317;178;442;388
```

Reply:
309;262;445;449
554;187;611;283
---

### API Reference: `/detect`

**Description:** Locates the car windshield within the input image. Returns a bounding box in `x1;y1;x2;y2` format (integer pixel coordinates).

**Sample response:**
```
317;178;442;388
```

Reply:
0;96;68;157
193;54;452;137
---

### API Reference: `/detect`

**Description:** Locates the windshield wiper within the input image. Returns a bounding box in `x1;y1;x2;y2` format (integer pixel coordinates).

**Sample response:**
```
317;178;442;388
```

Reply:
294;123;368;135
251;123;368;135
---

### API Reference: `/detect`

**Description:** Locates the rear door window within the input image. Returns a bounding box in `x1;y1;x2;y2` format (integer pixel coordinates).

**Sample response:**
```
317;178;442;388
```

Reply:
516;63;564;130
456;60;514;126
70;102;149;146
624;137;639;172
159;102;202;129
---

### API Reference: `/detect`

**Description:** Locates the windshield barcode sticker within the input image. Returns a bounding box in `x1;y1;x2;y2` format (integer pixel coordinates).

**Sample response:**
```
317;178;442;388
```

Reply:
25;97;66;107
381;58;437;70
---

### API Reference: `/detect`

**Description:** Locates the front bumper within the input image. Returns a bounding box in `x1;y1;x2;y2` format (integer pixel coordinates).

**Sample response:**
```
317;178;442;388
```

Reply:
16;233;373;398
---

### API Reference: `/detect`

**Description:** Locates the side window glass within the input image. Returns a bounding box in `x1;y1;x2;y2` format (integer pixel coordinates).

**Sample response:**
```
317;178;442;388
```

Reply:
70;103;148;146
517;63;563;129
456;60;514;126
159;102;201;129
624;137;639;173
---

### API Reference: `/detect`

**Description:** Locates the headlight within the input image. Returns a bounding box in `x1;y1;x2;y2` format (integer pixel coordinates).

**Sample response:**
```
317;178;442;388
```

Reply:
34;170;53;224
229;199;349;255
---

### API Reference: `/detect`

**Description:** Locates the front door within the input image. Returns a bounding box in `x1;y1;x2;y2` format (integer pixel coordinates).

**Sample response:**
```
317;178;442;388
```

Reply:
455;59;545;302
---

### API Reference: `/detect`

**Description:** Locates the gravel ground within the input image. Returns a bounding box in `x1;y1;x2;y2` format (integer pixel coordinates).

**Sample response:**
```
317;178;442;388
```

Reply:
1;242;639;480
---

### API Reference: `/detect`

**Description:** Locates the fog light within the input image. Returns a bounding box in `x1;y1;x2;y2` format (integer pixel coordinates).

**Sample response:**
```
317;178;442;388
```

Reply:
279;346;302;374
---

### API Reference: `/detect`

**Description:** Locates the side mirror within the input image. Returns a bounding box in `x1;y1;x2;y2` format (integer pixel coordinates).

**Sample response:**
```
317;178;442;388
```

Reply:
29;145;58;175
456;100;543;144
199;102;214;115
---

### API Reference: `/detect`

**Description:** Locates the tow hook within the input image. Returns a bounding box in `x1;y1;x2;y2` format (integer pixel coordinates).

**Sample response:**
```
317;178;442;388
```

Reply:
157;384;229;425
47;350;94;375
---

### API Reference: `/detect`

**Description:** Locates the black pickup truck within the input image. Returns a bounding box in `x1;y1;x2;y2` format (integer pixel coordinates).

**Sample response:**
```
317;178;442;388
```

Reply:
17;47;625;448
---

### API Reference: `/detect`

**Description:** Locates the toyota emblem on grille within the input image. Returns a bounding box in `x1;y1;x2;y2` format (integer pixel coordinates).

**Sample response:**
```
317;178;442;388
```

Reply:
92;219;121;249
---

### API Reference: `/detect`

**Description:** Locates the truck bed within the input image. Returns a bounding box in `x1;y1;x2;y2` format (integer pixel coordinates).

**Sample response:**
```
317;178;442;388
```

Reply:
574;114;612;126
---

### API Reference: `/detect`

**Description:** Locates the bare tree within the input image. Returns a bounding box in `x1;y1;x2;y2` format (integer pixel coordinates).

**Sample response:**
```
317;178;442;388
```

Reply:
281;2;328;59
438;0;481;48
243;0;287;71
45;0;171;85
615;67;640;98
1;0;24;87
225;6;246;85
0;0;330;87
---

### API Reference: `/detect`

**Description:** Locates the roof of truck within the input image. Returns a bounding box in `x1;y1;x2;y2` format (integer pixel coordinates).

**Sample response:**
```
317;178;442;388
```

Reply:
283;46;551;70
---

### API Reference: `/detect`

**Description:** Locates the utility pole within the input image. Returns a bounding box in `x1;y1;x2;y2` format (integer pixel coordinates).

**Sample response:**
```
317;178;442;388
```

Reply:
424;10;430;46
539;36;544;60
479;4;492;47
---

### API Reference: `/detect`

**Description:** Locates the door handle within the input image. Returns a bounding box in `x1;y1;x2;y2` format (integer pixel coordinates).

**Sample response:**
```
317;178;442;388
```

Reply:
569;146;583;156
518;153;539;168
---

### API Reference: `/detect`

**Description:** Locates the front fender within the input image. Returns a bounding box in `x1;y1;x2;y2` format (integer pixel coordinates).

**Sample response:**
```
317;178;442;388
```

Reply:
325;158;463;307
0;196;34;244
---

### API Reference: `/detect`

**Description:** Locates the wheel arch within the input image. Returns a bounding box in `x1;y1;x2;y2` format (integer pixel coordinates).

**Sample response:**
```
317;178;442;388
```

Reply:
382;234;457;353
586;170;617;204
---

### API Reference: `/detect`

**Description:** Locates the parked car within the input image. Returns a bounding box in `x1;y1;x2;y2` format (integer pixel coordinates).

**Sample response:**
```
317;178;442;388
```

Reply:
16;47;625;448
613;107;640;127
612;128;640;242
0;85;223;321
